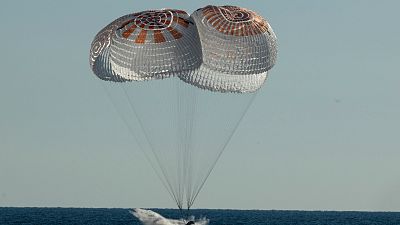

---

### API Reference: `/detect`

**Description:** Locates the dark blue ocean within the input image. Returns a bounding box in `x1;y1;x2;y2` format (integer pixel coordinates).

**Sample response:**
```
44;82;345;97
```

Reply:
1;208;400;225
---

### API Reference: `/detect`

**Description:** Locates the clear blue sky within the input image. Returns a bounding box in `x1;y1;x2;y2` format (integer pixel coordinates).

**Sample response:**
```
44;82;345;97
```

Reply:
1;0;399;211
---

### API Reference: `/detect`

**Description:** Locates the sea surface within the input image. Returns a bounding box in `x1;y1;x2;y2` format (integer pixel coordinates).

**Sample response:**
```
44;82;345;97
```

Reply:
1;207;400;225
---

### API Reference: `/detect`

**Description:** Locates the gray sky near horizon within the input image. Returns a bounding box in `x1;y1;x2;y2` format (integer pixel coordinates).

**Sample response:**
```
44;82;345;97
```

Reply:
1;0;400;211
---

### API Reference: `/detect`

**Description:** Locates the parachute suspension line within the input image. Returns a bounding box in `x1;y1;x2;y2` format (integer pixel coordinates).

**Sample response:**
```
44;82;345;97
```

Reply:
175;78;198;211
187;85;197;211
188;91;259;208
120;84;183;210
190;86;198;210
175;81;182;209
176;80;182;209
173;78;184;210
121;83;182;209
179;80;185;210
177;80;198;211
100;82;175;200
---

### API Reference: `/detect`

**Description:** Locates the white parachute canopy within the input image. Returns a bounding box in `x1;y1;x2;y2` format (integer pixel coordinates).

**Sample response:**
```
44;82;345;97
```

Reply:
89;5;277;210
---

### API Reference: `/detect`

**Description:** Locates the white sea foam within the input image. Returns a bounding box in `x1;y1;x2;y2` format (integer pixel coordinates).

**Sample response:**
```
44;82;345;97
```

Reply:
131;208;209;225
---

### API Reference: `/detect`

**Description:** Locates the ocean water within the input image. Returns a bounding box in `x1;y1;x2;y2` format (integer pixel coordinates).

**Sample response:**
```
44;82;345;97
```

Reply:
1;207;400;225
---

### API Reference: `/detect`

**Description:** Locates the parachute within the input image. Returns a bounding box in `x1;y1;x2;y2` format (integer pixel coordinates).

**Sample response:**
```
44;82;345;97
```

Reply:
89;5;277;212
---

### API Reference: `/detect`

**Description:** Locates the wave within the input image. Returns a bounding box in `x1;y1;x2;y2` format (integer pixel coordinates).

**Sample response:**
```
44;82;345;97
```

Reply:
131;208;209;225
